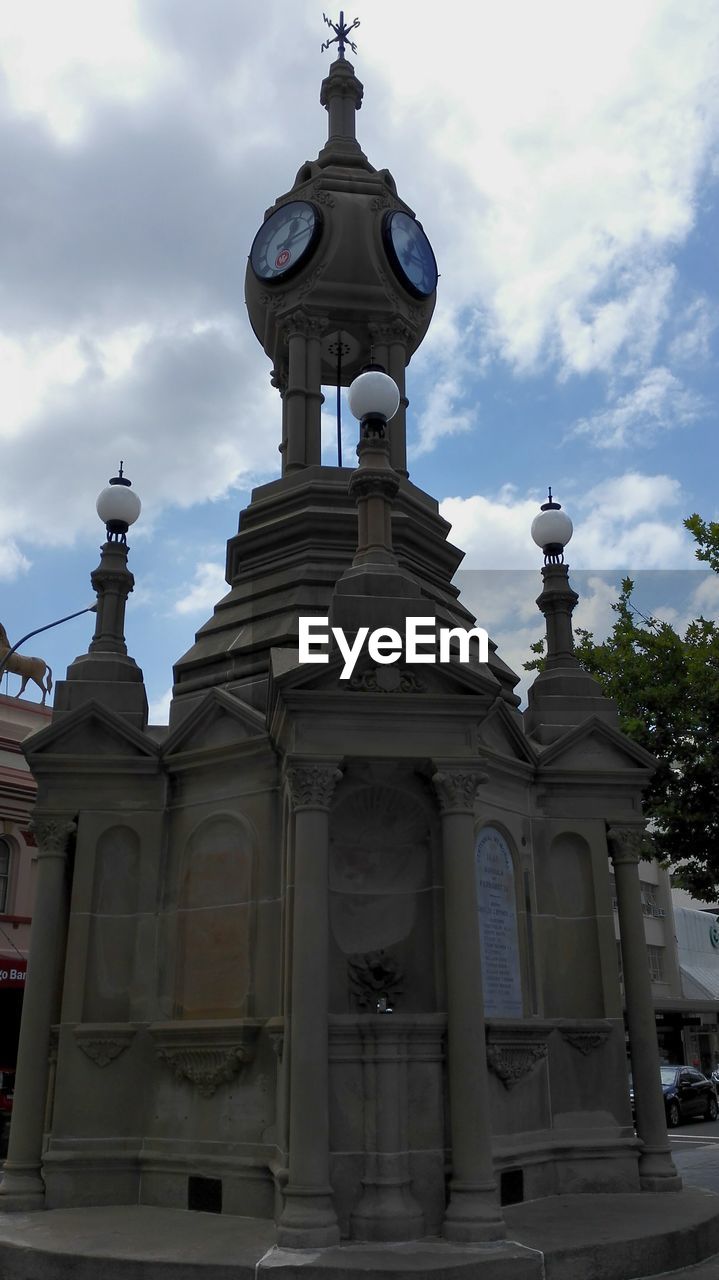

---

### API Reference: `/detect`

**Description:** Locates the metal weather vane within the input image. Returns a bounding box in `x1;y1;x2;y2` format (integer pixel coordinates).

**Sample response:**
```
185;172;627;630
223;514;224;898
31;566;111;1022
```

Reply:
322;10;360;59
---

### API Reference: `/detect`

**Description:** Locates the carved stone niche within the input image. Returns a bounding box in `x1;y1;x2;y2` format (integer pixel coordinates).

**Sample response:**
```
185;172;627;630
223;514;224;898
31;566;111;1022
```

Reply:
74;1023;138;1067
149;1019;263;1098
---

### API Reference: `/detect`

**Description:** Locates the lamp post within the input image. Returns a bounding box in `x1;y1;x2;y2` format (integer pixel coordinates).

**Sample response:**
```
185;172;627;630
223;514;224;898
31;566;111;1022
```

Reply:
0;606;98;689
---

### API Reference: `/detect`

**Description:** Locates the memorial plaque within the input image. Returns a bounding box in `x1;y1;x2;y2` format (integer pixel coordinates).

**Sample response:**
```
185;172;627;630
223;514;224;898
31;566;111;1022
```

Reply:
476;826;523;1017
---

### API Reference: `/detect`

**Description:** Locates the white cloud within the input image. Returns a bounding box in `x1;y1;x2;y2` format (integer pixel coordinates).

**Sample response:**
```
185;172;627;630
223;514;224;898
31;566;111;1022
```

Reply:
173;560;227;616
0;0;169;142
441;471;695;572
361;0;719;381
668;297;718;365
0;541;31;582
148;684;172;725
571;367;704;448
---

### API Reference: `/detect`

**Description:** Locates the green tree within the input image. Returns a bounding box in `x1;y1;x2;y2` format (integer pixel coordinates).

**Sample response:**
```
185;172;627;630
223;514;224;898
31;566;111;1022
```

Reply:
526;516;719;899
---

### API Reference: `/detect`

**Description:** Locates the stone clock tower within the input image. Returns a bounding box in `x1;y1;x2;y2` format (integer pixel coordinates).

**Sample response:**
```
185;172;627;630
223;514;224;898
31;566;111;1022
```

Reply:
1;20;689;1275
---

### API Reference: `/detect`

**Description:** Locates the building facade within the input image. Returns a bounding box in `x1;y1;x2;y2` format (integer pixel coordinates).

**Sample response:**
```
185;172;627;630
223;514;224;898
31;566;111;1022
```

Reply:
0;694;50;1135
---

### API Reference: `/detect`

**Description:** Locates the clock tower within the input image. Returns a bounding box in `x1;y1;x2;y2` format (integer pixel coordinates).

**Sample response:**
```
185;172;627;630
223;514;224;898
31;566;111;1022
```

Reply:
172;32;518;715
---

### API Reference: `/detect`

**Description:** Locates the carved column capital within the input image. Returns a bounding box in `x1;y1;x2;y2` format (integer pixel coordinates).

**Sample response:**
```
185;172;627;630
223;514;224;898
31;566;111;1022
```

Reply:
286;763;342;811
607;824;648;866
29;816;76;860
368;318;414;346
432;769;488;815
281;309;329;342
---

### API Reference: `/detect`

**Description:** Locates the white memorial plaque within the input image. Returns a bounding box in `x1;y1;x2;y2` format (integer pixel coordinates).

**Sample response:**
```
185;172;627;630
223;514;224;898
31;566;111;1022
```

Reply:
476;826;523;1017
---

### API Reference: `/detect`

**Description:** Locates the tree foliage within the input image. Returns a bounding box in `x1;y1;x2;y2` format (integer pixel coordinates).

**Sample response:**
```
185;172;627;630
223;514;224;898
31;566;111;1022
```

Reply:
526;515;719;899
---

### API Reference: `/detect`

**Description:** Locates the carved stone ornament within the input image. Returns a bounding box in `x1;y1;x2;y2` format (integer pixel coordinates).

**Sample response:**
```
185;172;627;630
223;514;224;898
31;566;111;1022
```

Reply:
29;816;76;857
561;1030;610;1056
74;1023;136;1067
369;318;415;347
348;949;404;1011
607;824;649;866
149;1019;261;1097
486;1042;547;1090
281;308;328;341
311;181;336;208
157;1045;250;1098
286;764;342;810
349;667;426;694
432;770;488;814
78;1039;129;1067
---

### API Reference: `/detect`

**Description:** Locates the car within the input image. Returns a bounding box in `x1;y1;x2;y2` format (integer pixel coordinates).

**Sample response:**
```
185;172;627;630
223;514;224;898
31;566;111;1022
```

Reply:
630;1065;718;1127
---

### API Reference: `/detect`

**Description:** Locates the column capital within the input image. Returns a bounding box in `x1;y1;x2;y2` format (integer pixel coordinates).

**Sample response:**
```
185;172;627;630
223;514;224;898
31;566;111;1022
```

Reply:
286;762;342;811
368;317;414;346
607;823;649;866
432;768;488;815
281;309;329;342
29;815;76;860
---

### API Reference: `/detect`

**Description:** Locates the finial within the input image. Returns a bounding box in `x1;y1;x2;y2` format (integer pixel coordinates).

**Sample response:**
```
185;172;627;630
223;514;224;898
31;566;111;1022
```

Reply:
322;10;360;59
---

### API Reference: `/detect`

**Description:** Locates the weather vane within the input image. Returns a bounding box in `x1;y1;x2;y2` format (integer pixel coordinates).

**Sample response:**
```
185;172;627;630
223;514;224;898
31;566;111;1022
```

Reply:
322;11;360;59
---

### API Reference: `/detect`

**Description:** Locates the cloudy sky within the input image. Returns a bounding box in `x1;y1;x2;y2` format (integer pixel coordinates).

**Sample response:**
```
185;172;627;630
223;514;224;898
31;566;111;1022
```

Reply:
1;0;717;717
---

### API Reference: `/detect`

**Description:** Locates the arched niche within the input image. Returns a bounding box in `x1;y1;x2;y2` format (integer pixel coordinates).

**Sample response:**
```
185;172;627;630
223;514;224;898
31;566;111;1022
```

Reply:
83;825;140;1022
174;813;255;1020
328;782;439;1013
475;825;524;1018
540;831;603;1018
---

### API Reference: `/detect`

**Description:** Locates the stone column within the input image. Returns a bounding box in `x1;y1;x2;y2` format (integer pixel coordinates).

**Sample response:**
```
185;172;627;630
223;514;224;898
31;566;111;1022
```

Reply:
0;816;76;1209
278;763;342;1248
608;825;681;1191
282;312;326;473
433;769;506;1241
369;321;411;477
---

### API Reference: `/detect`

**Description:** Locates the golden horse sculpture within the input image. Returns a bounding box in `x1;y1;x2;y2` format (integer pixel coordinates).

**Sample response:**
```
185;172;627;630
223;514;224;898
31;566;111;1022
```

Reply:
0;622;53;705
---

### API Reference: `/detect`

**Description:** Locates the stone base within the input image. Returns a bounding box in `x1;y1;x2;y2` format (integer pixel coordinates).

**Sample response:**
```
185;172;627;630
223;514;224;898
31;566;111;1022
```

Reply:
1;1189;719;1280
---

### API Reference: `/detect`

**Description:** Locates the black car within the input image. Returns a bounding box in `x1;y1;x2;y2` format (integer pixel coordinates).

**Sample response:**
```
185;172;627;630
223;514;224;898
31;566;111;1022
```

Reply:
631;1065;718;1127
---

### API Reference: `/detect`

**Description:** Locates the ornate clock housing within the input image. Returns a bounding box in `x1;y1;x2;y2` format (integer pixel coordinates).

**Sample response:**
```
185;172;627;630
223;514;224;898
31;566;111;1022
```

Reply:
382;210;438;299
249;200;323;283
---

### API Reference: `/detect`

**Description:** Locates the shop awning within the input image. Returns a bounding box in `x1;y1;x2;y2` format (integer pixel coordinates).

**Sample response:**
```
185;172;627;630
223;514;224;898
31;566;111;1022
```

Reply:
680;962;719;1002
0;956;26;988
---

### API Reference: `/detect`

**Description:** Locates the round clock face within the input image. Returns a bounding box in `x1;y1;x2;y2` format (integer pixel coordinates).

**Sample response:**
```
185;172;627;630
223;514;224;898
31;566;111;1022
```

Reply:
249;200;322;282
382;210;438;299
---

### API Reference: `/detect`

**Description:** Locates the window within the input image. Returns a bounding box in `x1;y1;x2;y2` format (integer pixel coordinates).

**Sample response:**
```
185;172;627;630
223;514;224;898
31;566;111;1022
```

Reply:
616;940;624;987
647;945;665;984
640;881;665;918
0;839;10;912
608;873;618;912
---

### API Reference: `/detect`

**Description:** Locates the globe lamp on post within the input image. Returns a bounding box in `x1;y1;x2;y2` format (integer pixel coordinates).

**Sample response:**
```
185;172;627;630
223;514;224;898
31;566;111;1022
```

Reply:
96;462;142;544
347;366;401;439
531;488;573;565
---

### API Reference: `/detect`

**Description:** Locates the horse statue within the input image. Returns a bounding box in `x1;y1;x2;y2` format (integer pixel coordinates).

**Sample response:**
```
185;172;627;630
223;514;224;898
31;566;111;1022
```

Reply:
0;622;53;705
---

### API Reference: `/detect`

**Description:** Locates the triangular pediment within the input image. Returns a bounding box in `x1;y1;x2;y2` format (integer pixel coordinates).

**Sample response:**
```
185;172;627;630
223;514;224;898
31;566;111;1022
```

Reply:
476;700;537;765
24;700;160;762
537;716;656;774
163;687;269;758
269;645;502;699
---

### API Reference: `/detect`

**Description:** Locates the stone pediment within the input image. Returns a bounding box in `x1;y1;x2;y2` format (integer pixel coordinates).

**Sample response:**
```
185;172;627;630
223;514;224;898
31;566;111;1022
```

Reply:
23;700;160;763
537;716;656;775
475;700;537;766
269;645;501;700
163;687;269;758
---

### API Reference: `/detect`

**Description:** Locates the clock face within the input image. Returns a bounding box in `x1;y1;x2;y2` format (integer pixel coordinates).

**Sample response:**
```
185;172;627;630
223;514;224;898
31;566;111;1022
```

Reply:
382;210;438;299
249;200;322;282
